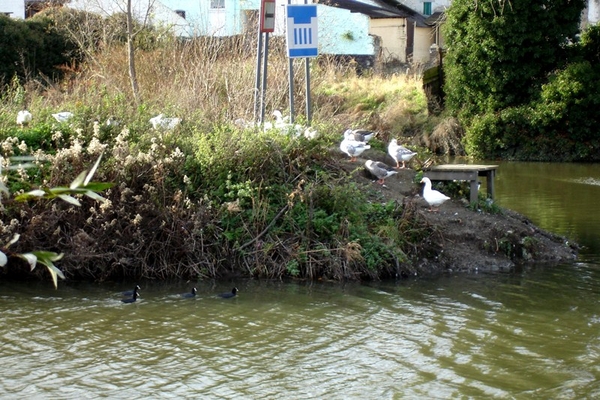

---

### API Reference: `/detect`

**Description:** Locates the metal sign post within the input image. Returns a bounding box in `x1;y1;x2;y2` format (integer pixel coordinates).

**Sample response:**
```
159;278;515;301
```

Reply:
254;0;276;125
285;2;318;124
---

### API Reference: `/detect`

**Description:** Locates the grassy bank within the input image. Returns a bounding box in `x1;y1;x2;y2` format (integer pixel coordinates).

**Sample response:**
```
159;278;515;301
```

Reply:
0;36;447;283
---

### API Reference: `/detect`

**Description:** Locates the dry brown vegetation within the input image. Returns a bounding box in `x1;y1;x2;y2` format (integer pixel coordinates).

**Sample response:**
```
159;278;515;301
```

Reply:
0;24;473;284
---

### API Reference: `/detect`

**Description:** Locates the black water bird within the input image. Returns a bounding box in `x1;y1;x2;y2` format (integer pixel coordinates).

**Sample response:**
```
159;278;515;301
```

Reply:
219;287;238;299
121;286;140;303
181;287;198;298
122;285;141;297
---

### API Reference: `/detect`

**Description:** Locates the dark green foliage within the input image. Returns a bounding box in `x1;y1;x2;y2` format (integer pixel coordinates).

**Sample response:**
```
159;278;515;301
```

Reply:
443;0;600;161
463;25;600;161
444;0;584;120
0;14;78;83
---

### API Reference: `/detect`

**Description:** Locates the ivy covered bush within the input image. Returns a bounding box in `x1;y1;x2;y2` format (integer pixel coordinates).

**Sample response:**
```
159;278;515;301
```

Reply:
443;0;600;161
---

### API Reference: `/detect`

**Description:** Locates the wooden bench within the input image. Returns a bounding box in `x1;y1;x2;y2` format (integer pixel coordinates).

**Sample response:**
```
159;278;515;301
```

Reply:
424;164;499;204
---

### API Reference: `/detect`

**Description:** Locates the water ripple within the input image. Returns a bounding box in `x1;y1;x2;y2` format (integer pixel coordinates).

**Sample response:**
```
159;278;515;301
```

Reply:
1;275;600;398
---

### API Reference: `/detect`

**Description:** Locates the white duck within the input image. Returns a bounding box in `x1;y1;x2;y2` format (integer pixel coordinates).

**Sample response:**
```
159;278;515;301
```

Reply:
105;116;120;127
365;160;398;185
388;139;417;169
340;138;370;162
303;126;319;140
16;110;32;128
52;111;74;123
272;110;305;137
421;177;450;212
272;110;290;125
150;114;181;130
344;128;377;143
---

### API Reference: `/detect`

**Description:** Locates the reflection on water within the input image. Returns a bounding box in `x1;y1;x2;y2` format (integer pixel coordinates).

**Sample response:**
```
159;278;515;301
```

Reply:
2;272;600;398
492;161;600;256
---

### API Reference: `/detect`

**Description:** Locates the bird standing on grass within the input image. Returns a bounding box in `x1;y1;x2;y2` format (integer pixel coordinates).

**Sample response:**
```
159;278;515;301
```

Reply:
340;138;370;162
388;139;417;169
343;128;377;143
365;160;398;185
420;177;450;212
52;112;74;123
150;114;181;130
17;110;32;128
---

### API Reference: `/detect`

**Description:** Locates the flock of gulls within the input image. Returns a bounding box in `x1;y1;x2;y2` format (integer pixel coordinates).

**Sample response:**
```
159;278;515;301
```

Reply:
14;108;450;212
15;109;182;131
340;127;450;212
120;285;238;303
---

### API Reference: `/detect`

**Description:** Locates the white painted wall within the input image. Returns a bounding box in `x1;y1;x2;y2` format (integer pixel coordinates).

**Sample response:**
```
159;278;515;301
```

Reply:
317;5;373;55
0;0;25;19
413;23;434;63
399;0;450;15
370;18;408;62
67;0;194;36
588;0;600;24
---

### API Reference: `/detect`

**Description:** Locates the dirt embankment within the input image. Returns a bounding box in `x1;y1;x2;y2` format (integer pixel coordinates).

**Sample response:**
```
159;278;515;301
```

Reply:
340;150;579;275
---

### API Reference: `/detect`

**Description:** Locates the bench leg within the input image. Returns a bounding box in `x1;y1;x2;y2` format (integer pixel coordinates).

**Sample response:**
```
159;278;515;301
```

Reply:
470;180;479;203
487;171;495;200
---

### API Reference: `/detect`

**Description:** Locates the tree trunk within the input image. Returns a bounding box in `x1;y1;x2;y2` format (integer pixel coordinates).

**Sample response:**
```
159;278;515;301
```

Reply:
127;0;141;104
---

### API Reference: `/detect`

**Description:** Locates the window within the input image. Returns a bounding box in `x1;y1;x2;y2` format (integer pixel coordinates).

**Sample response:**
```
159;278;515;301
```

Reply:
423;2;432;16
211;0;225;9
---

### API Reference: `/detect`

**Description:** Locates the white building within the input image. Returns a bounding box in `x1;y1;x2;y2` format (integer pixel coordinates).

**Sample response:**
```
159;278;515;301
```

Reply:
1;0;25;18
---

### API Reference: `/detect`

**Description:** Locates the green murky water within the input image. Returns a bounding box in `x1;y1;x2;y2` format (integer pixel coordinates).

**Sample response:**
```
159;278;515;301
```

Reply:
2;161;600;398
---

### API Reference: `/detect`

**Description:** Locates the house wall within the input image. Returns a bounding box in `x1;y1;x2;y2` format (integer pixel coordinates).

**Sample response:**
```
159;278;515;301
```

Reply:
317;5;373;55
0;0;25;19
586;0;600;25
370;18;408;62
413;24;434;63
400;0;450;15
68;0;194;36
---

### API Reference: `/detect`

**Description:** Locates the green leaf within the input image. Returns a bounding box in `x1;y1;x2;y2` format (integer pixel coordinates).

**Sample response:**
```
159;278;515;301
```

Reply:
19;253;37;270
0;182;10;197
82;182;114;191
30;251;65;289
70;170;87;189
84;190;106;202
19;251;65;289
17;189;47;199
57;194;81;206
85;153;103;186
7;163;36;170
45;263;66;290
7;233;20;247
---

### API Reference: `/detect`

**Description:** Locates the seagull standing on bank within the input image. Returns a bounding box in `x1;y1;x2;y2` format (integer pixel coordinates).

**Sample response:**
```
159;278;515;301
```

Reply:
150;114;181;131
365;160;398;185
388;139;417;169
340;138;370;162
17;110;32;128
52;112;74;123
344;128;377;143
421;177;450;212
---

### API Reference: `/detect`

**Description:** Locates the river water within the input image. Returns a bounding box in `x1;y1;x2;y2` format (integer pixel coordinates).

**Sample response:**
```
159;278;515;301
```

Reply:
2;162;600;399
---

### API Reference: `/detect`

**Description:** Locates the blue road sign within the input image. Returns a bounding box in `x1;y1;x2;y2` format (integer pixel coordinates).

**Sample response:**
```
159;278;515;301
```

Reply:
286;4;318;58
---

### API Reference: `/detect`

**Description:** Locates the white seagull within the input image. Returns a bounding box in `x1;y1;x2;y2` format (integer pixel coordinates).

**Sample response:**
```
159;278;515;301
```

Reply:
52;112;74;123
388;139;417;169
150;114;181;131
16;110;32;128
365;160;398;184
344;128;377;143
420;177;450;212
340;138;370;162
